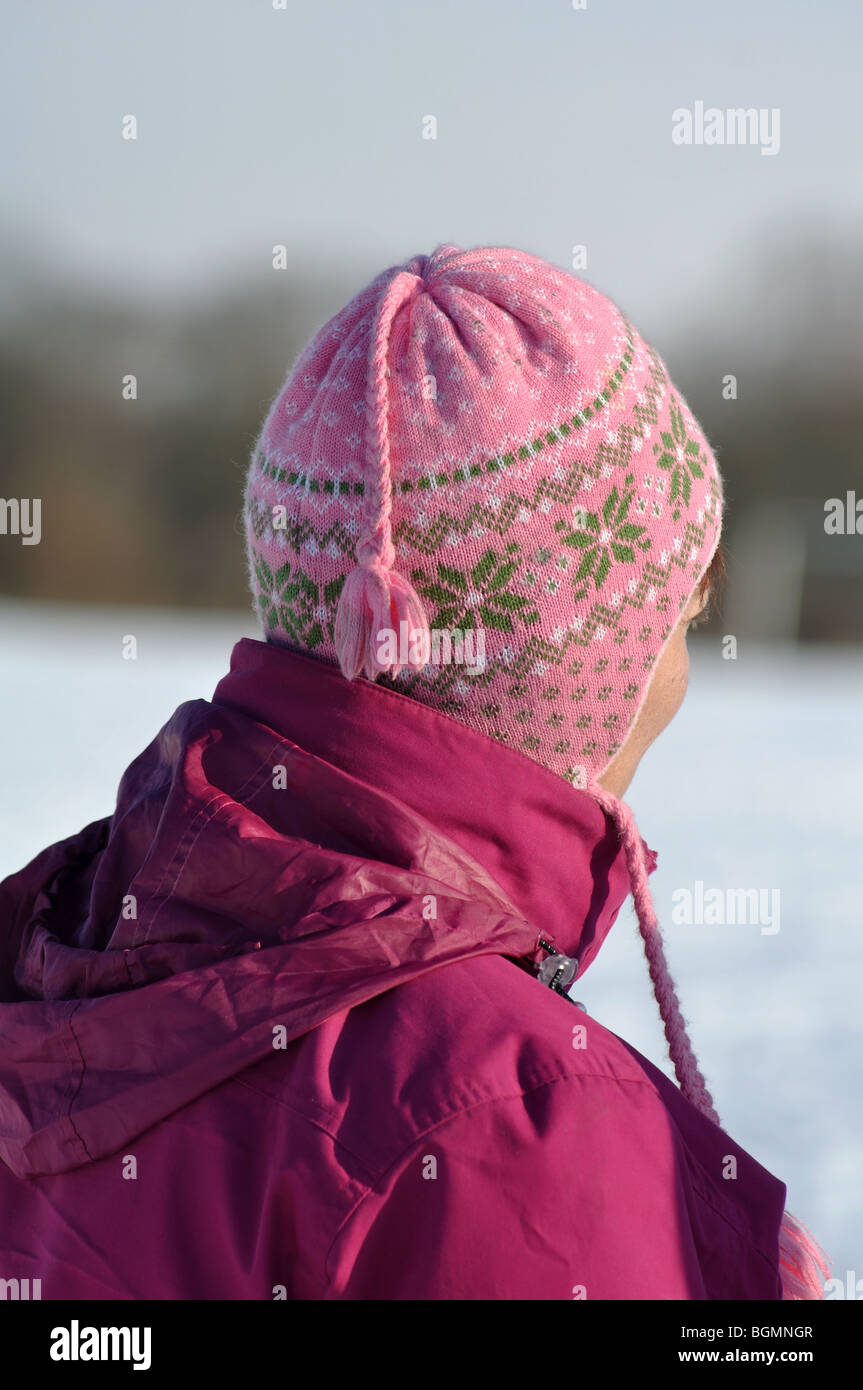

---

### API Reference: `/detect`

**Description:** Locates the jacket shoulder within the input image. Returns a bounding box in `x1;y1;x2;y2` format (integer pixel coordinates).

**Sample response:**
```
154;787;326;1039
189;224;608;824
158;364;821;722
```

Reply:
239;952;785;1300
240;950;659;1178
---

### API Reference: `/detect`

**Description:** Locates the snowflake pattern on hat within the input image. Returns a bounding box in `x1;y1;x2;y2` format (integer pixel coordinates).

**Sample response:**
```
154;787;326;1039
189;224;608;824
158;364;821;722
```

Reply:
243;244;722;784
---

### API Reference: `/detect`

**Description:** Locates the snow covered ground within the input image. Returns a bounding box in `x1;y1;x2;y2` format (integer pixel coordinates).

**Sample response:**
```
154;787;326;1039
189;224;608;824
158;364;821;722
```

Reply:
1;598;861;1290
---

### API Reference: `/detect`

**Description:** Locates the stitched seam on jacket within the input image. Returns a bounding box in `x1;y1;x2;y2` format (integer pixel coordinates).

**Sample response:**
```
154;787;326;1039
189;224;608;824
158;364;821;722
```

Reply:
65;1001;95;1163
321;1070;663;1291
232;1074;382;1186
238;1059;656;1184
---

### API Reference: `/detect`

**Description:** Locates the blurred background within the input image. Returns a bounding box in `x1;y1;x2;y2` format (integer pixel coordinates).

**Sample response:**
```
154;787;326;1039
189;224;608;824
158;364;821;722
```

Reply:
1;0;861;1290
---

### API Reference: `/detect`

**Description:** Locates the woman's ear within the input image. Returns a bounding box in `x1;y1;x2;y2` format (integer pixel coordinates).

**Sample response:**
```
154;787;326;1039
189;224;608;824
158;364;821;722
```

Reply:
596;600;694;797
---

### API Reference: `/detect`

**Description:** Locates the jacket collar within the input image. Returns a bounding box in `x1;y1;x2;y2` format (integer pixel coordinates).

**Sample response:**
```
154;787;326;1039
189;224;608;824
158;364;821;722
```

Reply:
213;639;653;970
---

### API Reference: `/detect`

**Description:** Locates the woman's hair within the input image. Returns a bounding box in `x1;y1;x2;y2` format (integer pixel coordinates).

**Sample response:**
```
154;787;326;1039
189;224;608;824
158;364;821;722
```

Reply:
696;538;728;619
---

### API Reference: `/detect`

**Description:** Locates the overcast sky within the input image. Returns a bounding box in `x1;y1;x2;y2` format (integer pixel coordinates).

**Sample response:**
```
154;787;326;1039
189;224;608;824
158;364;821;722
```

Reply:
2;0;861;341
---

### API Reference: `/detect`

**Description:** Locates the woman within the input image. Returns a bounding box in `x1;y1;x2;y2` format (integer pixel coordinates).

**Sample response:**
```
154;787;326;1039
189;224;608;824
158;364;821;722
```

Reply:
0;243;827;1299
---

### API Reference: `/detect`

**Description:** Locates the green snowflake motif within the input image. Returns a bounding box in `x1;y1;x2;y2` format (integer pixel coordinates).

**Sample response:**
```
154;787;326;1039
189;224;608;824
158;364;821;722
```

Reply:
411;544;540;633
653;396;706;521
253;551;344;649
554;473;651;598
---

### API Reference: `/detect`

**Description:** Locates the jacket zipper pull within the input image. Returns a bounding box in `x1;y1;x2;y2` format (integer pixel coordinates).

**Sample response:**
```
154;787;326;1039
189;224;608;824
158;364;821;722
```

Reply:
535;936;578;996
523;937;589;1012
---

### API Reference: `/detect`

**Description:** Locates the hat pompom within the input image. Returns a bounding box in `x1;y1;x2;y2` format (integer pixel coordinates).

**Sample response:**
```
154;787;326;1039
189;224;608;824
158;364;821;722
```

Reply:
778;1209;830;1300
334;559;430;681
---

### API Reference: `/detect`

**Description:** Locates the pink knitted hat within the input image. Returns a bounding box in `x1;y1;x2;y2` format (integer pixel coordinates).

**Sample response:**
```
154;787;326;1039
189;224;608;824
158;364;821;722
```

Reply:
242;243;827;1298
244;243;721;786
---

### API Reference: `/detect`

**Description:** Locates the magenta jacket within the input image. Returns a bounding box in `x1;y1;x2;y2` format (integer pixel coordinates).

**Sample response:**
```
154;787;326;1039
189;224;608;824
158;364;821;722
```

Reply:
0;638;785;1300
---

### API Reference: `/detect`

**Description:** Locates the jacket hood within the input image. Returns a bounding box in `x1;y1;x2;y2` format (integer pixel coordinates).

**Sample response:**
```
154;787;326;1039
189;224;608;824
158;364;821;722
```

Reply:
0;639;649;1178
